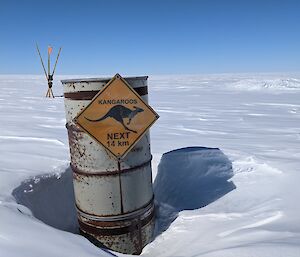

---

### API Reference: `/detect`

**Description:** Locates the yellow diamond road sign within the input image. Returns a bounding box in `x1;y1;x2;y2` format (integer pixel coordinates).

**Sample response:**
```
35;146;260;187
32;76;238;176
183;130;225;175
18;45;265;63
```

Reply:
75;74;159;159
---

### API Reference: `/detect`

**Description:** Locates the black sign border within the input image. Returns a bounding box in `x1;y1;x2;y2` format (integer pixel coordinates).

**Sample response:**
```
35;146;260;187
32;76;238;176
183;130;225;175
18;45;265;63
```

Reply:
74;73;159;160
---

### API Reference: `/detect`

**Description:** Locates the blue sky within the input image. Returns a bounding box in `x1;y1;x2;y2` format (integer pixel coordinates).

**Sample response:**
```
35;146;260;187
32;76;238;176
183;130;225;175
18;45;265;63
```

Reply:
1;0;300;75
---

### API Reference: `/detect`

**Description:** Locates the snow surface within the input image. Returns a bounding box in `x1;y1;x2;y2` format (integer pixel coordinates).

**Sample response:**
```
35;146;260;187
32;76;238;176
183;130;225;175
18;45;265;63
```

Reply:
0;74;300;257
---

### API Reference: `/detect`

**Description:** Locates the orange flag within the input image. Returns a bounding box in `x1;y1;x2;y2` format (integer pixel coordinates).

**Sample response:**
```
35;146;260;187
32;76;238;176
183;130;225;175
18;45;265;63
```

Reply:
48;46;53;55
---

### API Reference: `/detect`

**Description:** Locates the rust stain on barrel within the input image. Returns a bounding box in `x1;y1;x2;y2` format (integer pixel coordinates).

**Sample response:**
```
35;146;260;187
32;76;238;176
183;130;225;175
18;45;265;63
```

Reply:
62;75;155;254
71;157;152;177
64;86;148;100
78;210;154;236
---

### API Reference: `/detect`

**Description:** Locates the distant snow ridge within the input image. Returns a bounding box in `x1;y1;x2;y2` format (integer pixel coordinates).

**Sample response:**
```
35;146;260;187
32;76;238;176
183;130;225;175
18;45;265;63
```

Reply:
230;78;300;91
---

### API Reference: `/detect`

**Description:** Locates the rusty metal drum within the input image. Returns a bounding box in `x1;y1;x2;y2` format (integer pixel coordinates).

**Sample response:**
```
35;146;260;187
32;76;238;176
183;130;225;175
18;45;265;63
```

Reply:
61;76;155;254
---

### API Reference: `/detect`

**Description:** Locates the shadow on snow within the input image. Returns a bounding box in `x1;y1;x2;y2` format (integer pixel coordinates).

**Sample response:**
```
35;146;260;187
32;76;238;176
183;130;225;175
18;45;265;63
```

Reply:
12;167;79;234
153;147;236;236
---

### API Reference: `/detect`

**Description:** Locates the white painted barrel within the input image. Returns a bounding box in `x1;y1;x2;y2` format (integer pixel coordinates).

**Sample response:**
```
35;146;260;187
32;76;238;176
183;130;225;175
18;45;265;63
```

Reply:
61;77;155;254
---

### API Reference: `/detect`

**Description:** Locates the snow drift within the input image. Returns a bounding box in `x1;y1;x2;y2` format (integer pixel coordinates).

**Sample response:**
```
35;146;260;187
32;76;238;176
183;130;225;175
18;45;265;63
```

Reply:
1;73;300;257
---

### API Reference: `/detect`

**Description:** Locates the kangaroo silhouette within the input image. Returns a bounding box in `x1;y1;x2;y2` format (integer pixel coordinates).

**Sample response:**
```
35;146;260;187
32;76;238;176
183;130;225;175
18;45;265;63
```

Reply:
85;105;144;133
